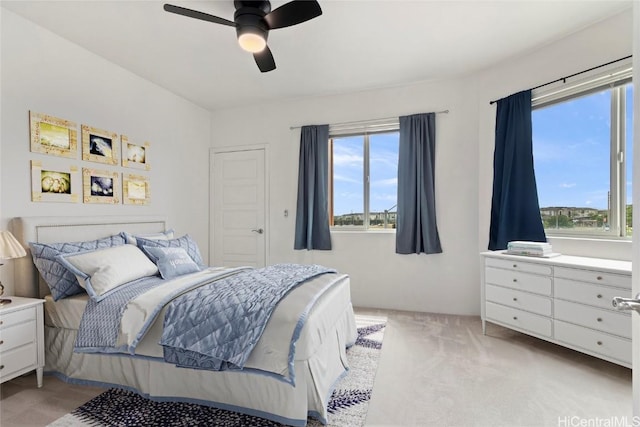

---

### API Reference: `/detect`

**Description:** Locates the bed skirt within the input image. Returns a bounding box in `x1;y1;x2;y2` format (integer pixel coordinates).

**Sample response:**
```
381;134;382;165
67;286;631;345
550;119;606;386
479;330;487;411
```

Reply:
44;303;357;427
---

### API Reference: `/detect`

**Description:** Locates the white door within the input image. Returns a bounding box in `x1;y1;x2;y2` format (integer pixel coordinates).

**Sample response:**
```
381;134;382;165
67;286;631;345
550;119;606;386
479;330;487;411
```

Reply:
210;148;266;268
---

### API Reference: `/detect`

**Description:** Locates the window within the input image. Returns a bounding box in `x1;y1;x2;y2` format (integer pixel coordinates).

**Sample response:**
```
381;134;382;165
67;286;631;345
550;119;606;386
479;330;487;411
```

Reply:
329;130;399;230
532;66;633;238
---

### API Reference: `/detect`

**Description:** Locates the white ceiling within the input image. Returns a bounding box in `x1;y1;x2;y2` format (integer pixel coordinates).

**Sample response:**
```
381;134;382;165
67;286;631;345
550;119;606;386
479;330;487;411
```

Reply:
1;0;632;111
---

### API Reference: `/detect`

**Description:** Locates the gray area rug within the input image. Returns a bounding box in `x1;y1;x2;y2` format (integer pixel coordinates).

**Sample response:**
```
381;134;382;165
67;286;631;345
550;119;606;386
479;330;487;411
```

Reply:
48;315;386;427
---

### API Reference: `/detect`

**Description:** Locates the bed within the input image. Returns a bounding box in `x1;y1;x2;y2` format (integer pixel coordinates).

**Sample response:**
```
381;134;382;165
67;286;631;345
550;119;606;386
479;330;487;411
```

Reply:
12;215;357;426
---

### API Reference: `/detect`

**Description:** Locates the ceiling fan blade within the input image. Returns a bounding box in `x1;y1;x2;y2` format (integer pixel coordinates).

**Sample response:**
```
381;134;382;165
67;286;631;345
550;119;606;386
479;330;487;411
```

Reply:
254;46;276;72
163;4;236;27
264;0;322;30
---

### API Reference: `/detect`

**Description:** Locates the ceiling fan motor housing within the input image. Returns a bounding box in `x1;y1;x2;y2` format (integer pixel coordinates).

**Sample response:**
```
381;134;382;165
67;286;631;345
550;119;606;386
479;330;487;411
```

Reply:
234;0;270;42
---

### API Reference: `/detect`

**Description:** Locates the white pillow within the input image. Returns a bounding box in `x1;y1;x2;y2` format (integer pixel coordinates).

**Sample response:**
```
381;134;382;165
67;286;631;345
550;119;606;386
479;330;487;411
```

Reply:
121;229;174;245
57;244;158;302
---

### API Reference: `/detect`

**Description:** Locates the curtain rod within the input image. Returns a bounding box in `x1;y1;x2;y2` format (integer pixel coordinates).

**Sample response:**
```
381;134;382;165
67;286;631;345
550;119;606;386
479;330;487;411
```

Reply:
289;109;449;130
488;55;632;105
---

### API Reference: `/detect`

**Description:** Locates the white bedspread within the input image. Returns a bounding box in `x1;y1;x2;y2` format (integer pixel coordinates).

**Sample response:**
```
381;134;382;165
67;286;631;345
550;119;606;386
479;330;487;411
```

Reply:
122;270;350;383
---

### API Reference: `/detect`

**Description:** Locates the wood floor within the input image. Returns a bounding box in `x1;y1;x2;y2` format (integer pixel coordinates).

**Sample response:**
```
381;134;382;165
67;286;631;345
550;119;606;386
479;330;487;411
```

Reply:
0;309;632;426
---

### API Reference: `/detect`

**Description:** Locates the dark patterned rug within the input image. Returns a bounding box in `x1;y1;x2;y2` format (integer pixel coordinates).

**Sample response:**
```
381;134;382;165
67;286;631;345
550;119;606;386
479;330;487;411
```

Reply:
48;316;386;427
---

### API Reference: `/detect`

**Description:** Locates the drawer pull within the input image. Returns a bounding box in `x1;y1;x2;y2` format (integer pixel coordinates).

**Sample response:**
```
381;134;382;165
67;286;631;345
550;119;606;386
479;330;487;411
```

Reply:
597;341;603;346
0;320;3;325
0;340;3;345
512;279;517;283
513;264;517;268
597;294;603;299
513;297;518;302
596;276;603;281
596;318;603;322
0;365;3;370
513;316;518;320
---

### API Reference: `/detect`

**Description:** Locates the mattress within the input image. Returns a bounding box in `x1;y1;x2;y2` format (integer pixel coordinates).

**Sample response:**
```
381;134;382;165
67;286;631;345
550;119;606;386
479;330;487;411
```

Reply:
45;273;352;363
44;293;88;329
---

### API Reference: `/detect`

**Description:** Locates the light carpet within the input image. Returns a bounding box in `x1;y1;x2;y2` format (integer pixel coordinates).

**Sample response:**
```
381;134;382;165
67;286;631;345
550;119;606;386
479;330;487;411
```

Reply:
48;315;386;427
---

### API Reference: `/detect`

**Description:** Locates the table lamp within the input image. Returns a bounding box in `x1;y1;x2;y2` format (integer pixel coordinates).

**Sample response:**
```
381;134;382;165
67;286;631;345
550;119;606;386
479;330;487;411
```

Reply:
0;230;27;305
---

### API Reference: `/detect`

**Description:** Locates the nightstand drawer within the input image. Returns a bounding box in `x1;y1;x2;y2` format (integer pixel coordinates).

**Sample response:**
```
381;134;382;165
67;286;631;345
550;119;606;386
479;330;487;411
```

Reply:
485;267;552;296
555;320;631;365
554;267;631;289
485;284;552;316
0;342;37;381
555;278;631;311
486;258;552;276
486;302;552;337
0;320;36;352
0;306;36;328
554;300;631;338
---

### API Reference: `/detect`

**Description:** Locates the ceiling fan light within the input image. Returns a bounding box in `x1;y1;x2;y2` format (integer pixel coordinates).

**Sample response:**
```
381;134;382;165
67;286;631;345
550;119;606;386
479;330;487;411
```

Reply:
238;33;266;53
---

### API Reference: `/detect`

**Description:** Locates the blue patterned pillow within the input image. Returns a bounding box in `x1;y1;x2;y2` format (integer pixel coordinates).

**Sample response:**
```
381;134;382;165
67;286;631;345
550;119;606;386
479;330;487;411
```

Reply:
136;234;205;267
29;234;126;301
142;246;201;279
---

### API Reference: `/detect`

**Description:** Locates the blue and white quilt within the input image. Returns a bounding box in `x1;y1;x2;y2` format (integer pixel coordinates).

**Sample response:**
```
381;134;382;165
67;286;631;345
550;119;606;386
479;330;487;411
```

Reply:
74;264;346;383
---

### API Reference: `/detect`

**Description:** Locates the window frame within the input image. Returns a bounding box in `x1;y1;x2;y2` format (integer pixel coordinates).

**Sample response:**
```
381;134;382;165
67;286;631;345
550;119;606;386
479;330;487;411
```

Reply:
328;126;399;231
532;63;633;239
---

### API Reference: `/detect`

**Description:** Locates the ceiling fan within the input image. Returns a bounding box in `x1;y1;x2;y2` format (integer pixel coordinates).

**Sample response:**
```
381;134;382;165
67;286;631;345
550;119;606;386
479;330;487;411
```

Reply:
163;1;322;73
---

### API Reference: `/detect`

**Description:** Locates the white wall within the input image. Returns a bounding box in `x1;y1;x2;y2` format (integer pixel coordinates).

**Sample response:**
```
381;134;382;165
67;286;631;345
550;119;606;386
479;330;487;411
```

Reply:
0;9;211;295
211;74;480;315
1;6;632;314
211;9;633;315
477;10;634;261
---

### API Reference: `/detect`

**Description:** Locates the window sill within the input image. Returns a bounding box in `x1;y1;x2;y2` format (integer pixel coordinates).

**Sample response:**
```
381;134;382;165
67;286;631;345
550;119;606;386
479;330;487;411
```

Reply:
545;235;631;261
330;229;396;234
544;233;631;242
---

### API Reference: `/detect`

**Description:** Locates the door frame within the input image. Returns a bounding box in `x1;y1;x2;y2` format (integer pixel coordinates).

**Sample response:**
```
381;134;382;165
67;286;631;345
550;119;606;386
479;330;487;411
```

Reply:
632;0;639;416
209;144;270;267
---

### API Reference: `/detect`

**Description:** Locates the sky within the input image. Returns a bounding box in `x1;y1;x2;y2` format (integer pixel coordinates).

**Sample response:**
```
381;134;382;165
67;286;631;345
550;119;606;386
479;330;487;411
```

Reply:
533;84;633;210
331;84;634;218
332;132;398;216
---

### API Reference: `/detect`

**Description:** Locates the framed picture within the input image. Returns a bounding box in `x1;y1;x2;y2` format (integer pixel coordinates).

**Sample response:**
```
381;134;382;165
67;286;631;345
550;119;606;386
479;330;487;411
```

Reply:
29;111;78;158
123;174;150;205
31;160;80;203
82;125;119;165
121;136;150;170
83;168;120;204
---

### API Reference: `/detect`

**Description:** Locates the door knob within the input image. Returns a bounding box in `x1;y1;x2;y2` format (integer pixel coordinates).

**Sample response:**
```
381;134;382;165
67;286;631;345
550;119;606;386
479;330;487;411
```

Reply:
612;293;640;313
251;228;264;234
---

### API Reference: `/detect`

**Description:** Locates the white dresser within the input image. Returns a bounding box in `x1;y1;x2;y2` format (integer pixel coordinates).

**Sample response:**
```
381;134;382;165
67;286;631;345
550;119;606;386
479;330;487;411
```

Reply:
481;251;632;367
0;297;45;387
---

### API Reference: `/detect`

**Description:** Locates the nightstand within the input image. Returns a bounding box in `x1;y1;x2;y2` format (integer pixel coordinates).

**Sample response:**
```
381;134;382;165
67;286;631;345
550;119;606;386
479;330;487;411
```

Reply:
0;297;45;387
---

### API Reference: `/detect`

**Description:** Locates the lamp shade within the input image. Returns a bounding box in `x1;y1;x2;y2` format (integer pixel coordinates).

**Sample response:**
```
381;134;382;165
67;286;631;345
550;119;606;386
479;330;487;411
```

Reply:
0;231;27;260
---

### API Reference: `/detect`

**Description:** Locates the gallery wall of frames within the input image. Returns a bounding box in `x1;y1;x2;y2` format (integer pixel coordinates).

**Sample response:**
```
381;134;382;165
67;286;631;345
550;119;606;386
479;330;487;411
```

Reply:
29;111;151;206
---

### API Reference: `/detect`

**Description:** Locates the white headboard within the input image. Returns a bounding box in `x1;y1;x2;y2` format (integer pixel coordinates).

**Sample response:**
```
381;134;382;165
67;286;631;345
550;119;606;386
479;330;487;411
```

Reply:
12;215;168;298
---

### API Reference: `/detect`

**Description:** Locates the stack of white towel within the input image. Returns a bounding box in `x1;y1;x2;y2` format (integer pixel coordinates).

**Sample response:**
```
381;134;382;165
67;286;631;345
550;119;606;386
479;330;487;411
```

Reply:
506;241;553;257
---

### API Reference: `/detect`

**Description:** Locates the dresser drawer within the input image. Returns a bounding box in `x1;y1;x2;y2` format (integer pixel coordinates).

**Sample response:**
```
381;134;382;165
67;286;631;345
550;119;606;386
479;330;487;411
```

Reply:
485;284;552;316
486;258;552;276
485;302;552;337
554;320;631;365
0;342;37;381
485;267;552;296
554;267;630;289
554;299;631;338
0;320;36;352
555;278;630;311
0;307;36;329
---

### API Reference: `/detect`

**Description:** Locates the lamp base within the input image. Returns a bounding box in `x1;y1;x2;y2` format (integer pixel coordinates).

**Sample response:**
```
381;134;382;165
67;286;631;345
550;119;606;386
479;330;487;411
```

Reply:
0;298;12;305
